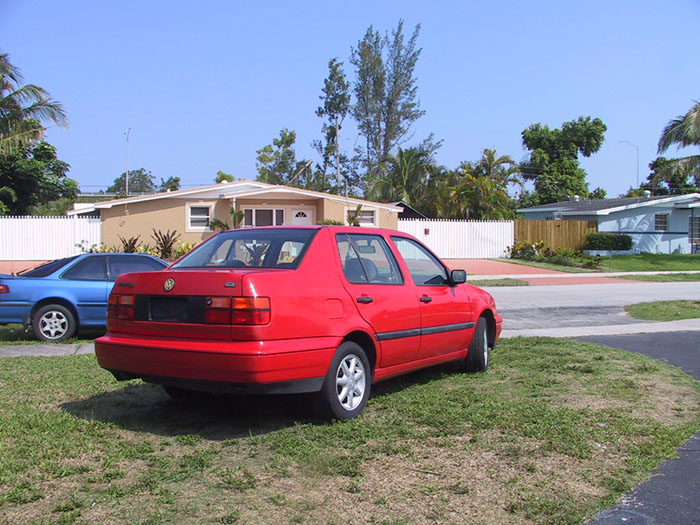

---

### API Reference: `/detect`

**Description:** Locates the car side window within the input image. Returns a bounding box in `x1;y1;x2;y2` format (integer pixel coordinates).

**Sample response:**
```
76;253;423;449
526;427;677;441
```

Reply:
61;256;107;281
391;236;449;286
107;256;165;280
336;234;403;284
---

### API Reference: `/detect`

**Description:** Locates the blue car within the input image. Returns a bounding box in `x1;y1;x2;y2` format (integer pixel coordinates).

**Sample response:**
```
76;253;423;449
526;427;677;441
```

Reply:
0;253;167;341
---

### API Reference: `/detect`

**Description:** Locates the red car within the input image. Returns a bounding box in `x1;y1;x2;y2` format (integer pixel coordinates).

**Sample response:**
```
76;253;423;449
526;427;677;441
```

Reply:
96;226;502;419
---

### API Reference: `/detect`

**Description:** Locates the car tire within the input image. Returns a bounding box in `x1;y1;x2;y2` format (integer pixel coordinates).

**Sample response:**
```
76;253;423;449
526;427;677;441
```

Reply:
162;385;212;402
32;304;77;342
317;341;371;420
464;317;489;372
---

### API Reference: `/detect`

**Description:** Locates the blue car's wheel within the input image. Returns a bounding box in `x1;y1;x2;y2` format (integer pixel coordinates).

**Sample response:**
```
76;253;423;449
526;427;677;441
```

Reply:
32;304;76;341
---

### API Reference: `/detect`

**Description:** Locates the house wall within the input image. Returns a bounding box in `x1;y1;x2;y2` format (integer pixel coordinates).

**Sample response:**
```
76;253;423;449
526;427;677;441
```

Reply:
234;198;319;225
313;198;398;229
520;211;554;220
101;198;219;248
100;195;399;247
597;205;691;254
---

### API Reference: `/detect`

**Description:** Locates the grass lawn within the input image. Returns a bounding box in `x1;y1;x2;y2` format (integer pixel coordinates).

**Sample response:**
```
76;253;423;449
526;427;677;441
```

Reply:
625;300;700;322
600;253;700;272
469;278;529;287
0;323;103;345
497;258;596;273
1;338;698;524
619;273;700;282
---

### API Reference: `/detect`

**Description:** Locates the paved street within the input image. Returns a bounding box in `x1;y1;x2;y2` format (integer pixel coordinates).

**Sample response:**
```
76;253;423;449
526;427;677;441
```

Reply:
489;281;700;337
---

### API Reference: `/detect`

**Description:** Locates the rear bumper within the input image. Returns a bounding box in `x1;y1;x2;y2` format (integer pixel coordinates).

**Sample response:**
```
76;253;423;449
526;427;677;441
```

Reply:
95;332;341;391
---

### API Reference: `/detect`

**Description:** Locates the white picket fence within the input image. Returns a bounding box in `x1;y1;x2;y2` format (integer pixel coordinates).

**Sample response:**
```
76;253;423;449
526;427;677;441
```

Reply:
398;219;514;259
0;216;102;260
0;216;512;261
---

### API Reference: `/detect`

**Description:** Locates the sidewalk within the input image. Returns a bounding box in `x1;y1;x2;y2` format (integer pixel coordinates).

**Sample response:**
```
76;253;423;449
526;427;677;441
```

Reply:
500;317;700;338
443;258;700;286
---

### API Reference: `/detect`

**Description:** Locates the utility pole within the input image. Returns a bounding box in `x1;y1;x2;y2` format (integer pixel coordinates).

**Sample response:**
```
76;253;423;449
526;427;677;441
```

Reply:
125;127;132;196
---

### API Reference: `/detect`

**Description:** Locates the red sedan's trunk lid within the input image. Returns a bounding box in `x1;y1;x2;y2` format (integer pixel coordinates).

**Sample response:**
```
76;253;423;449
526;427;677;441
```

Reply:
108;269;247;340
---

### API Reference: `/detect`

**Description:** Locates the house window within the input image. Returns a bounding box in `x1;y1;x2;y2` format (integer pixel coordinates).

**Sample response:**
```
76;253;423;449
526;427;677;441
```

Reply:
654;213;669;232
690;217;700;253
243;208;285;227
346;207;377;227
188;205;212;231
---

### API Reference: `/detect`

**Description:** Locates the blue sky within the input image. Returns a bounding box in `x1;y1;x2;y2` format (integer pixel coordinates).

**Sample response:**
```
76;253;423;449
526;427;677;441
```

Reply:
2;0;698;198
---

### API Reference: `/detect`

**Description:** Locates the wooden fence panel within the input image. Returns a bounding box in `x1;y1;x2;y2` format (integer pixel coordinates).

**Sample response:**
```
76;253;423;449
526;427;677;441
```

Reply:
514;220;597;251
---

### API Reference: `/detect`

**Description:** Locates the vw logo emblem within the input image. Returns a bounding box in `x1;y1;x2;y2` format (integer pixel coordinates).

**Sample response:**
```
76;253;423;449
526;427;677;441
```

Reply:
164;278;175;292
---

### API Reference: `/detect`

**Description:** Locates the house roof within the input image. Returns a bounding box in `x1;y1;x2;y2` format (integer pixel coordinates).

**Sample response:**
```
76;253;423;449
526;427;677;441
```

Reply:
518;193;700;216
68;180;401;215
389;201;428;219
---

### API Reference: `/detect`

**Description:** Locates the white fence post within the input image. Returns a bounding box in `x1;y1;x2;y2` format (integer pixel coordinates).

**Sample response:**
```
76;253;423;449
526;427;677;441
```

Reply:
0;216;102;260
397;219;514;259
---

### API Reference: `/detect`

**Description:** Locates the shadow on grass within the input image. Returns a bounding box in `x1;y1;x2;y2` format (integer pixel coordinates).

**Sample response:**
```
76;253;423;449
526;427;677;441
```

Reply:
60;362;464;440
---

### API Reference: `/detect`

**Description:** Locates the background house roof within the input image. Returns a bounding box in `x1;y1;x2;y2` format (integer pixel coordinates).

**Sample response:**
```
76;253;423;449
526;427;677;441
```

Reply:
518;194;700;216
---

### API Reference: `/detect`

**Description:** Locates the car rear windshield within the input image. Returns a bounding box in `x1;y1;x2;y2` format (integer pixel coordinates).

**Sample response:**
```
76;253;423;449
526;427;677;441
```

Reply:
172;228;318;269
18;255;80;277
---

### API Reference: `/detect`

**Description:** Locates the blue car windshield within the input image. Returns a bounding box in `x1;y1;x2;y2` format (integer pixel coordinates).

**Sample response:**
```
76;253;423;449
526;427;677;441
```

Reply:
18;256;80;277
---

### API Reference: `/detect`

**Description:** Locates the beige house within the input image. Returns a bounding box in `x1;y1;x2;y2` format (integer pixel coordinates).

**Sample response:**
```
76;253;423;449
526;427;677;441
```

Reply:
69;181;402;248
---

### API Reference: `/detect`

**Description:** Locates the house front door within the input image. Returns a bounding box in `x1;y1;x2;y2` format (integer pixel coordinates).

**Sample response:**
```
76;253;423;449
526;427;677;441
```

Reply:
292;209;313;225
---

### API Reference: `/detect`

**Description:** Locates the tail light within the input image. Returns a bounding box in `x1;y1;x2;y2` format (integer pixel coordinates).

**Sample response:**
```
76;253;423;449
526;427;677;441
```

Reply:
231;297;270;325
0;284;9;294
108;294;135;320
204;296;271;325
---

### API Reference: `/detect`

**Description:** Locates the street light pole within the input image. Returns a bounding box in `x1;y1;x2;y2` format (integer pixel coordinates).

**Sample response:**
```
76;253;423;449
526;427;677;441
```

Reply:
620;140;639;189
125;127;132;196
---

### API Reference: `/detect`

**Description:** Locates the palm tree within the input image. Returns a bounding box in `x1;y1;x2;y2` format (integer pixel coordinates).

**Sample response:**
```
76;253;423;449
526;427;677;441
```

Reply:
0;52;68;155
658;101;700;153
366;147;433;206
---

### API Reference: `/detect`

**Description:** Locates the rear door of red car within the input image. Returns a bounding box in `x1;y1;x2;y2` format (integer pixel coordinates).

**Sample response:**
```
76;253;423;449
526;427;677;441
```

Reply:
391;236;474;359
335;232;421;368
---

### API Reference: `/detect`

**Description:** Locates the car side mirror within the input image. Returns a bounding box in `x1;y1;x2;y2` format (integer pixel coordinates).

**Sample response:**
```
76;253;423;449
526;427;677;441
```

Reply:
450;269;467;285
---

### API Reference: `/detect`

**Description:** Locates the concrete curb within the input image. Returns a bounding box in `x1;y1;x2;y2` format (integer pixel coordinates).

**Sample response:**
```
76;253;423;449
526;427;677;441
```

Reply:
500;318;700;338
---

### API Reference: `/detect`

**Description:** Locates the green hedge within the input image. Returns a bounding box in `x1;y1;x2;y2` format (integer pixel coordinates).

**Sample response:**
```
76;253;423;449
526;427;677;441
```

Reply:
584;232;633;250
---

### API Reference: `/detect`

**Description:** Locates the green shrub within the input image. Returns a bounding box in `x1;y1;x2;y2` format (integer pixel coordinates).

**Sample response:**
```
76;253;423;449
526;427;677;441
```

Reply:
509;240;545;259
585;233;632;251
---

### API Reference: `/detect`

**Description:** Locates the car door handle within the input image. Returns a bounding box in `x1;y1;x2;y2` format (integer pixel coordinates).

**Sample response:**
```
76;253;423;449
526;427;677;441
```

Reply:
356;296;374;304
420;296;432;303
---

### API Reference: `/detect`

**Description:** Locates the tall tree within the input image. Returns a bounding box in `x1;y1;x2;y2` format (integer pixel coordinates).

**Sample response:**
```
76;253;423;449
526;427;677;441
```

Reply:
641;156;699;195
255;129;323;189
107;168;155;195
215;170;233;183
315;58;351;193
255;128;299;185
520;116;607;204
158;176;181;192
0;52;68;155
0;141;77;215
350;20;425;169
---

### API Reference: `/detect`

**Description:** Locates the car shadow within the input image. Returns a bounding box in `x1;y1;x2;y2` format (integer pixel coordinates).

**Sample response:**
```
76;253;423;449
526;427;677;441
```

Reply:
60;381;322;441
61;362;464;440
